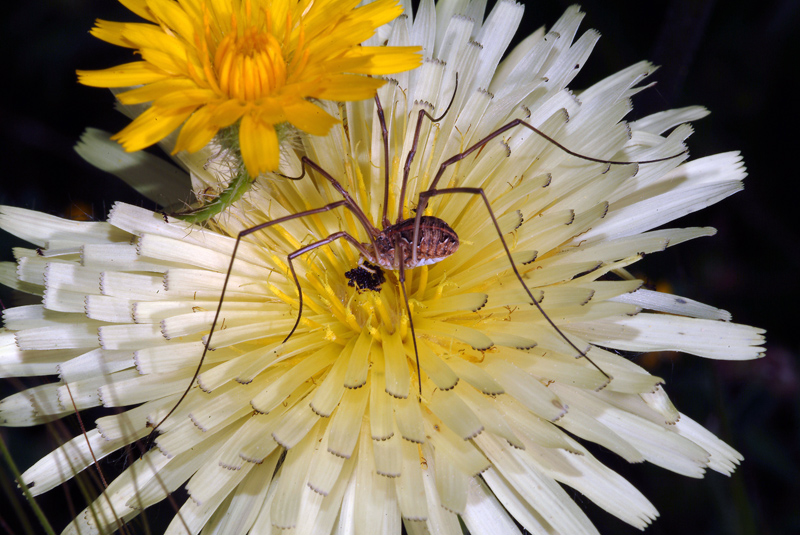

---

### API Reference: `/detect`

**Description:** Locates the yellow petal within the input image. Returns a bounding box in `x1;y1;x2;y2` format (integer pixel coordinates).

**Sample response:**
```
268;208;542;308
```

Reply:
90;20;137;48
152;89;217;109
342;47;423;75
115;78;200;105
77;62;169;88
312;75;384;101
239;114;279;176
146;0;196;40
210;99;248;127
112;104;195;151
350;0;405;28
119;21;182;54
174;101;245;154
173;107;220;154
119;0;156;22
282;99;339;136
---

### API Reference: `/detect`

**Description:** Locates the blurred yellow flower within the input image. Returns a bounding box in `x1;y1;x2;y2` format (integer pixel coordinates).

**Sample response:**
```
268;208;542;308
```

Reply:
77;0;421;177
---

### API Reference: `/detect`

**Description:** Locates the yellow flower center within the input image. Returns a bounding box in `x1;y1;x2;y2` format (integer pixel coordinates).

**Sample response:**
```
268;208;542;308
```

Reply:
215;26;288;101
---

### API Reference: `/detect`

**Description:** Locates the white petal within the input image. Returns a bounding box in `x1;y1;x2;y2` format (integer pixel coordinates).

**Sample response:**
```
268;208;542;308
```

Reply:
23;427;147;495
673;412;743;475
568;313;766;360
631;105;710;135
610;287;731;320
461;475;523;535
0;205;129;248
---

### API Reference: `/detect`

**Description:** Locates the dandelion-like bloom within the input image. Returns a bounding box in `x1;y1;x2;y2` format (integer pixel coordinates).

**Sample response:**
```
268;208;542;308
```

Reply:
77;0;421;177
2;2;765;534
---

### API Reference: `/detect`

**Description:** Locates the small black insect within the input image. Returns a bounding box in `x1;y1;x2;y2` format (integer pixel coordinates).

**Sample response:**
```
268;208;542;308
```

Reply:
345;260;386;292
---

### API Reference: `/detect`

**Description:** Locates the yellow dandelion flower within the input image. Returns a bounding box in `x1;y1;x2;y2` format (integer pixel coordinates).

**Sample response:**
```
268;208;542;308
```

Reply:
77;0;421;179
2;3;766;535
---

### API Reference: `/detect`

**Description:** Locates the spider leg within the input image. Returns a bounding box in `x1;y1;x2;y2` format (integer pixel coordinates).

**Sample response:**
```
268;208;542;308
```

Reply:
374;93;392;229
395;246;423;399
409;115;685;266
286;231;374;342
147;199;372;438
418;187;612;386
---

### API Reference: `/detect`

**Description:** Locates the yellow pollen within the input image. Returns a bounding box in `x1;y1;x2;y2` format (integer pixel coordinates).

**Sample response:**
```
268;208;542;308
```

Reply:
368;324;382;342
324;326;336;341
215;26;287;101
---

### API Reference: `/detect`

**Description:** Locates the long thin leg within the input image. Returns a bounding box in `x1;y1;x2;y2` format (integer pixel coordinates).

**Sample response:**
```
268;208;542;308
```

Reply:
280;156;383;259
396;248;423;398
375;94;392;229
418;187;612;385
286;231;375;343
397;76;460;224
410;119;685;266
147;199;371;437
426;117;685;193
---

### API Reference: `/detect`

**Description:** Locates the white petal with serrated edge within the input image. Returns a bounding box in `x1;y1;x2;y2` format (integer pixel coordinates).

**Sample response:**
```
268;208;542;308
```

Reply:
631;105;710;135
200;457;276;535
0;205;129;247
552;384;711;477
269;421;319;529
370;354;394;440
354;424;401;535
374;429;403;478
583;153;747;242
395;438;428;521
610;287;732;320
457;381;524;449
478;433;600;535
532;439;659;529
85;295;134;323
22;427;147;495
424;415;490;476
16;323;100;351
308;425;347;496
673;412;743;475
568;313;766;360
169;463;253;534
428;386;484;440
63;448;172;535
481;359;567;421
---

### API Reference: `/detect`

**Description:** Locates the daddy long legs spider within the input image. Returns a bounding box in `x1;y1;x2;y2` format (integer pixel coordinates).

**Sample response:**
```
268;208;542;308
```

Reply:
150;75;686;436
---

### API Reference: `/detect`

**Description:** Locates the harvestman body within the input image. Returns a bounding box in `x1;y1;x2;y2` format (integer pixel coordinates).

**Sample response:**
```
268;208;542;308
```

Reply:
149;75;685;435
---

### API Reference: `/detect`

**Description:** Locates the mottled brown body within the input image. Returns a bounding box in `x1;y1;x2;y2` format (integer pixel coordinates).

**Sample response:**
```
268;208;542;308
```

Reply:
366;216;459;270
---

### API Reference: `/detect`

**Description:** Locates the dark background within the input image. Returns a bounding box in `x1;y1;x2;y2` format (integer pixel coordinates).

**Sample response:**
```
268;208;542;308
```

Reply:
1;1;797;534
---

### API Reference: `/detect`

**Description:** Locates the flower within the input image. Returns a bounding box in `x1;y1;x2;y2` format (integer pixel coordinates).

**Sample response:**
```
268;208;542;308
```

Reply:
77;0;421;178
2;2;765;535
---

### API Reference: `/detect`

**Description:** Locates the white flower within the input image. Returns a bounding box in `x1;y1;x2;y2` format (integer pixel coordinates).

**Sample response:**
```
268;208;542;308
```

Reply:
0;2;764;534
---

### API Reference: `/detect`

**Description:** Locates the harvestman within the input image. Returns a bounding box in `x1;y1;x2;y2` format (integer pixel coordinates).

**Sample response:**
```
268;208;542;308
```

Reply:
151;77;685;435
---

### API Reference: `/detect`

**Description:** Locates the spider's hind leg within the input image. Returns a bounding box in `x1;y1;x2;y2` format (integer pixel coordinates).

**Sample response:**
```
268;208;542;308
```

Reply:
416;186;612;386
